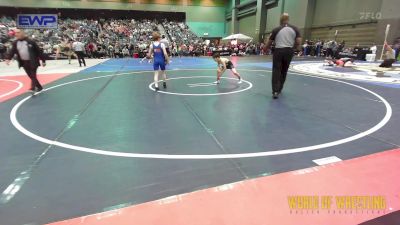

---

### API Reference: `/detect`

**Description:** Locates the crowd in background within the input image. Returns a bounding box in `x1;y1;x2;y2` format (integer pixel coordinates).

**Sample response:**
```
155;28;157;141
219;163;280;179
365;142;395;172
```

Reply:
162;20;202;47
0;16;208;60
0;15;272;60
300;39;400;60
1;16;164;59
299;40;347;58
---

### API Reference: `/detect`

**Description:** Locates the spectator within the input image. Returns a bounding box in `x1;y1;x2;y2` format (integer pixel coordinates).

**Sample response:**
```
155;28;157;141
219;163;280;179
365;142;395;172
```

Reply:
122;46;129;57
394;37;400;61
0;42;6;61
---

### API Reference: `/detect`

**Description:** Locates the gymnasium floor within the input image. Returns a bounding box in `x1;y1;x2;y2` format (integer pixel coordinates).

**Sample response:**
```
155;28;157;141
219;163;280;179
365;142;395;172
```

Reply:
0;56;399;225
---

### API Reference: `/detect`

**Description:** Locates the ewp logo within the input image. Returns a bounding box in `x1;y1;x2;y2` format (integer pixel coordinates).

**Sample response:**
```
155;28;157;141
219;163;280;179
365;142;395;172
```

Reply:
17;14;58;29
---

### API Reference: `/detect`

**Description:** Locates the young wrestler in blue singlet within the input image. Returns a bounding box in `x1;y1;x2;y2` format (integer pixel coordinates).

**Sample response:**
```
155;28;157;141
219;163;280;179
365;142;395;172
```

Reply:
148;32;170;91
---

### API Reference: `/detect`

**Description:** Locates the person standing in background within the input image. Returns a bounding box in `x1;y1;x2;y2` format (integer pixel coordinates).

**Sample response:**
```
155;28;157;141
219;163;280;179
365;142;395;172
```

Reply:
160;34;170;57
265;13;302;99
393;37;400;61
0;41;6;61
315;40;322;57
65;40;77;64
72;39;86;67
5;29;46;94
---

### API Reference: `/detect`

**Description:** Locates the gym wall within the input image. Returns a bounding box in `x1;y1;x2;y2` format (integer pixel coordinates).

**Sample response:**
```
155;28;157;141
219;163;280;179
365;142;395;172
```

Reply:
375;0;400;50
264;0;310;41
312;0;382;27
238;14;256;39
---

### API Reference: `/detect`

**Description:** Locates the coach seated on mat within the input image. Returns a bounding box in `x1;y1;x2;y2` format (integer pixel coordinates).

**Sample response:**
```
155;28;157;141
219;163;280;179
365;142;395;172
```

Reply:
379;42;396;68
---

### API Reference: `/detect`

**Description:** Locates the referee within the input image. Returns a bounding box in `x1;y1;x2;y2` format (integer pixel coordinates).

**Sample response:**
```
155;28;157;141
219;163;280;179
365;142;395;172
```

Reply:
266;13;301;99
72;39;86;67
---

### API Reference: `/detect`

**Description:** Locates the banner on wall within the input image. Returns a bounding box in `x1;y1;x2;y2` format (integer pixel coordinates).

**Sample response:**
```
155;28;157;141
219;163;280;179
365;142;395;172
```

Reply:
17;14;58;29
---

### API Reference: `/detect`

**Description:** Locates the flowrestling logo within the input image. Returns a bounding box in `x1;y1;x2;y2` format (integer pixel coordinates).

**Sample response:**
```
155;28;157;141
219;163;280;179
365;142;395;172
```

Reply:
17;14;58;29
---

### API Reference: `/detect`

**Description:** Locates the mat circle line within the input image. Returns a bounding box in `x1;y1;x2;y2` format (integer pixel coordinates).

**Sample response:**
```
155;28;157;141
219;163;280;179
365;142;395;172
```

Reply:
148;76;252;96
9;69;392;159
0;79;24;99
